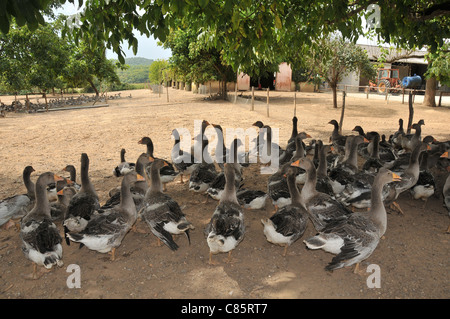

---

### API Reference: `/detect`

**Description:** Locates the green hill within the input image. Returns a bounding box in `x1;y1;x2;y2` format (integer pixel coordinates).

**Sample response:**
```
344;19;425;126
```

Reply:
114;57;155;83
124;57;154;66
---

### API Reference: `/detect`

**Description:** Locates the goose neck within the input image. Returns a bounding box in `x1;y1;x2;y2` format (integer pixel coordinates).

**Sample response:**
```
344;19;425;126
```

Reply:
370;177;388;236
23;171;35;199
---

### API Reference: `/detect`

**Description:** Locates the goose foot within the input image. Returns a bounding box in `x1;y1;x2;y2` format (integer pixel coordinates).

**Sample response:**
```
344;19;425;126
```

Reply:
24;263;51;280
282;245;289;257
390;201;405;215
352;263;365;276
2;219;16;230
225;251;239;264
131;224;148;234
109;248;116;261
208;252;220;265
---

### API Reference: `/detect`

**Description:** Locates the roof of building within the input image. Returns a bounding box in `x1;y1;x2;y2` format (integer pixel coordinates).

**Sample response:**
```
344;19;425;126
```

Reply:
358;44;428;64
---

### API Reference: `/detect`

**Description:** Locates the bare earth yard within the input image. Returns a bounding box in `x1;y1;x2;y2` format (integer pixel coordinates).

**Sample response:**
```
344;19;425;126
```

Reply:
0;88;449;302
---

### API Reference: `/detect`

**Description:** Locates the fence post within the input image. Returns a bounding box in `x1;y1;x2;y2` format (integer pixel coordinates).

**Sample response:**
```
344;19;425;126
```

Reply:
407;92;414;134
266;88;270;117
166;84;169;102
294;90;297;116
402;88;405;104
385;87;388;102
366;86;369;99
339;91;346;135
251;86;255;111
235;70;238;103
438;91;443;107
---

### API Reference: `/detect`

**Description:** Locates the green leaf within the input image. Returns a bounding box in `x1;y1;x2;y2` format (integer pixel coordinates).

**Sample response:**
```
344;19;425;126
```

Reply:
198;0;209;9
274;15;282;30
231;10;240;30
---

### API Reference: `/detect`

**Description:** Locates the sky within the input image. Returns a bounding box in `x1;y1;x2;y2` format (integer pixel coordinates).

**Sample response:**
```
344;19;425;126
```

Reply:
55;2;173;61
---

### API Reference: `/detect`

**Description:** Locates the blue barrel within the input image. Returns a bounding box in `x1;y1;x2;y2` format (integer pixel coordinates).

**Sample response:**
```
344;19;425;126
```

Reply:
402;75;422;88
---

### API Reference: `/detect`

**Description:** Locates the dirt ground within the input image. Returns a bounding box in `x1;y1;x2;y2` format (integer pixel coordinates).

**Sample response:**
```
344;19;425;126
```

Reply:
0;88;449;300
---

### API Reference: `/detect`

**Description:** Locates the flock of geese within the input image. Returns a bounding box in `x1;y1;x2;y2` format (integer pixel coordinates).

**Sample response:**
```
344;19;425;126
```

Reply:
1;117;449;278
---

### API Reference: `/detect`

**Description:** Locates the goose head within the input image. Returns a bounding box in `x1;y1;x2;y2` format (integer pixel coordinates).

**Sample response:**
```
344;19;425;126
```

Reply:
252;121;264;129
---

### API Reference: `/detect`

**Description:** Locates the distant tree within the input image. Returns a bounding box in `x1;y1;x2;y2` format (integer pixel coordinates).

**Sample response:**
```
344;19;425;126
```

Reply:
423;43;450;107
63;41;121;96
148;59;169;85
163;27;236;98
0;20;69;104
0;24;31;96
307;35;377;108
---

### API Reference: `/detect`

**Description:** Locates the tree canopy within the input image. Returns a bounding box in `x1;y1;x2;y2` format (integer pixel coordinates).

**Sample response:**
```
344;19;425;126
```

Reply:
4;1;447;66
307;35;377;108
0;18;121;96
1;1;449;105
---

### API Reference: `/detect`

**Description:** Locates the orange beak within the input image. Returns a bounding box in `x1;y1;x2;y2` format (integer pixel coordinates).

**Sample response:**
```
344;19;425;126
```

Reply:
306;133;312;138
440;151;448;158
136;174;145;181
291;159;300;167
54;174;65;182
363;137;369;143
57;189;64;195
392;173;402;182
149;156;155;162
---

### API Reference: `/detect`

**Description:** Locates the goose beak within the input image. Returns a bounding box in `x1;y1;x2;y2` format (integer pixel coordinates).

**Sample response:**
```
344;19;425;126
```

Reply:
440;151;448;158
291;159;300;167
392;173;402;182
57;189;64;195
66;179;74;185
306;133;312;138
363;137;369;143
148;156;155;162
62;167;67;172
54;174;65;182
136;174;145;181
283;174;287;178
138;138;143;144
163;161;169;167
330;146;335;152
426;144;431;151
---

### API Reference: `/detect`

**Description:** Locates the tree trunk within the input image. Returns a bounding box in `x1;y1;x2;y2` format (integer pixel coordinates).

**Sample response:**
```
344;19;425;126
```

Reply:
423;77;437;107
331;82;338;108
87;78;99;96
407;92;414;134
339;91;346;135
221;74;228;100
